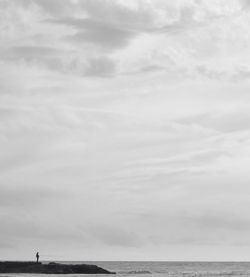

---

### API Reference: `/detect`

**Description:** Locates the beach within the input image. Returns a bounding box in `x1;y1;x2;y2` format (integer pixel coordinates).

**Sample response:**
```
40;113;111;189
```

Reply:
1;261;249;277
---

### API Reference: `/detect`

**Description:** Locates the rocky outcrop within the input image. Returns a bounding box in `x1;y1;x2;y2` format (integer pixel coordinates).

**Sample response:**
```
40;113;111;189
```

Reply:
0;262;115;274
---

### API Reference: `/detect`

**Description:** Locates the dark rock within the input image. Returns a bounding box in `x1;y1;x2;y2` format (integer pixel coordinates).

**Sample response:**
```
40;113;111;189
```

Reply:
0;261;115;274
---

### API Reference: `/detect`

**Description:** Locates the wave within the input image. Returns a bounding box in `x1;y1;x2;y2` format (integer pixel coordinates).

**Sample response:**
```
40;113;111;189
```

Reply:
175;271;249;277
122;270;152;274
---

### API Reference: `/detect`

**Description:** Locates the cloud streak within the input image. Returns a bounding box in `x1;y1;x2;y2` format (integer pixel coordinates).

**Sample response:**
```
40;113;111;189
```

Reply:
53;17;138;50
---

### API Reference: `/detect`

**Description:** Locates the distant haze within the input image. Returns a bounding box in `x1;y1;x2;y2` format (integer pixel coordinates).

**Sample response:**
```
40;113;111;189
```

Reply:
1;0;250;261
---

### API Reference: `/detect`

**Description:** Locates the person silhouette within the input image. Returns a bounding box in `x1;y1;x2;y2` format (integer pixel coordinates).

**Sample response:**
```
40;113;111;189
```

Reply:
36;252;39;263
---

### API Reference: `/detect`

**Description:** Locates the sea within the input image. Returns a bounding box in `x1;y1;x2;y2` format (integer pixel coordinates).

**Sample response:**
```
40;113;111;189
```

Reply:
2;262;250;277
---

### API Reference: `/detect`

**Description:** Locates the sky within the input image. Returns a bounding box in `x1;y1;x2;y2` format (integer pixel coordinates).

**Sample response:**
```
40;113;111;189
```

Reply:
1;0;250;261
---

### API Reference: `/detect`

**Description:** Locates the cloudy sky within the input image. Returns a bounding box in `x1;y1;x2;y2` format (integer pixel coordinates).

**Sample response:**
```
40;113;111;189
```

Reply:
1;0;250;261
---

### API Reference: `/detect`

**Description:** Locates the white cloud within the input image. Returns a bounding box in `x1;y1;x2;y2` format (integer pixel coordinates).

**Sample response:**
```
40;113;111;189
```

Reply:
1;0;250;261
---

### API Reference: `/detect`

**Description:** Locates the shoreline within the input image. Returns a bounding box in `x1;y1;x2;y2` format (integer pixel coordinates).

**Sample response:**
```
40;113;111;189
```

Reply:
0;261;116;274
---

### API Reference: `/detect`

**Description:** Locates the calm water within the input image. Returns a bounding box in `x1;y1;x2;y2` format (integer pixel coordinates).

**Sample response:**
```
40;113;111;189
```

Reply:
2;261;250;277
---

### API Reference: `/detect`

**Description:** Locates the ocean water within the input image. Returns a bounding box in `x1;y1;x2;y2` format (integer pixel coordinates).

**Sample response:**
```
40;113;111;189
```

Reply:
2;261;250;277
91;261;250;277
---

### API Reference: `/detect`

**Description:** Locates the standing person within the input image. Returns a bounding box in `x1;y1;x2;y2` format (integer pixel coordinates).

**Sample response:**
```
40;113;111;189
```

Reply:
36;252;39;263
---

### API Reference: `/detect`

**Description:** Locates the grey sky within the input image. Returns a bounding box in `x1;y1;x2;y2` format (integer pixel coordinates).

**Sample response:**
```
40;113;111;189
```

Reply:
1;0;250;261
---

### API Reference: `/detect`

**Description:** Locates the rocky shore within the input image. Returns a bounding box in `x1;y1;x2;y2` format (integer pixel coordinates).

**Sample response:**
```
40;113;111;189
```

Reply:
0;261;115;274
